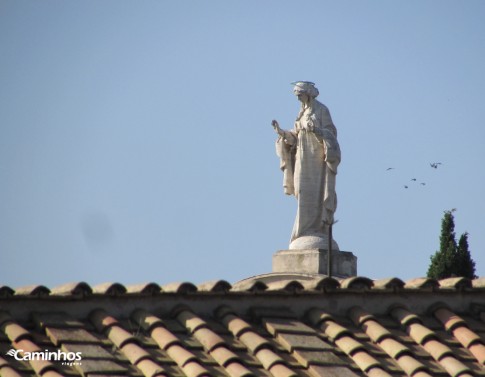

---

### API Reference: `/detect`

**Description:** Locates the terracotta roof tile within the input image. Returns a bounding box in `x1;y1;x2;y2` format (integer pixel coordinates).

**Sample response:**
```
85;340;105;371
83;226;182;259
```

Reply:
13;284;51;297
404;278;439;290
348;307;435;375
174;308;207;334
335;336;365;356
165;344;198;367
434;308;485;361
265;280;304;292
0;286;15;298
339;277;374;290
301;276;340;291
408;323;437;345
267;362;297;377
192;327;225;352
179;360;210;377
132;309;166;333
239;331;271;354
92;282;127;296
349;351;384;373
1;276;485;376
231;280;268;292
136;357;168;377
209;346;239;366
125;283;162;295
438;277;472;290
372;278;405;291
224;361;255;377
222;314;251;337
2;322;31;343
472;277;485;288
150;326;182;350
254;348;284;369
377;337;409;359
320;320;352;341
161;282;198;294
197;280;232;293
0;362;23;377
50;282;93;296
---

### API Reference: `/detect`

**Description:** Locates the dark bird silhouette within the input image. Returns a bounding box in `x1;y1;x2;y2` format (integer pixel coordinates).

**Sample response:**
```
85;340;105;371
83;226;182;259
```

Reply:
404;185;408;189
411;178;417;181
420;182;426;186
386;167;394;171
430;162;442;169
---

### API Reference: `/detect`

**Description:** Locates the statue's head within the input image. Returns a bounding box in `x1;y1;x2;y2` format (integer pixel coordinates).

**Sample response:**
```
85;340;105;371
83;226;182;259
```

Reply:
292;81;319;99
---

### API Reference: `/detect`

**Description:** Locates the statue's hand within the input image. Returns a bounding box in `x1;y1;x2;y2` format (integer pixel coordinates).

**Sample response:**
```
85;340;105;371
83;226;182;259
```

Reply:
271;120;283;136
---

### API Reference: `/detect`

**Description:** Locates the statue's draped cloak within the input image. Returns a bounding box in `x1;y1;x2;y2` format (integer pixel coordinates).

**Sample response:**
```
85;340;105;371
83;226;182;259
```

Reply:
276;100;341;243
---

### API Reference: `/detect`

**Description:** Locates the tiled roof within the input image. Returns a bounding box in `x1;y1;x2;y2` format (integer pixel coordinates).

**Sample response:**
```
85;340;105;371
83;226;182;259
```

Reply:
0;276;484;377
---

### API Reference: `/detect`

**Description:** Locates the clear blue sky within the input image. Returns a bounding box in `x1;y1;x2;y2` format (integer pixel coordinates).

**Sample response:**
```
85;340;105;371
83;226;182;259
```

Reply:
1;1;484;288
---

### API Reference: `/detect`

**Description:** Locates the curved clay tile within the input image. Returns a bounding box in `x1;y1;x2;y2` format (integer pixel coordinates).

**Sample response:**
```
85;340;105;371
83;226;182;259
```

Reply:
349;306;433;377
50;281;93;296
306;308;392;377
390;306;473;376
0;312;63;376
174;306;255;377
125;282;161;295
302;276;340;291
0;285;15;298
131;309;210;377
231;279;268;292
432;306;485;364
372;277;405;291
471;277;485;288
14;284;51;297
265;280;304;292
89;309;167;377
403;278;439;290
92;282;127;296
438;277;472;290
197;279;232;293
216;306;297;377
339;276;374;290
161;281;198;294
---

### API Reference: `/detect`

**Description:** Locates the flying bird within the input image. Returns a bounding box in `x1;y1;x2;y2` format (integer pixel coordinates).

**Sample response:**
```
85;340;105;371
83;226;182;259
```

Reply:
404;185;408;189
420;182;426;186
411;178;417;181
430;162;442;169
386;167;394;171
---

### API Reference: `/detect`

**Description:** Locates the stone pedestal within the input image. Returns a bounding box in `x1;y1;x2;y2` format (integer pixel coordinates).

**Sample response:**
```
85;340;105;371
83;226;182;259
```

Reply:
273;249;357;278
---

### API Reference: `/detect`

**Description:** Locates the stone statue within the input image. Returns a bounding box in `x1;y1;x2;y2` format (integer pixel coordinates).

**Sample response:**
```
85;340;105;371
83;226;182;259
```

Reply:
272;81;341;250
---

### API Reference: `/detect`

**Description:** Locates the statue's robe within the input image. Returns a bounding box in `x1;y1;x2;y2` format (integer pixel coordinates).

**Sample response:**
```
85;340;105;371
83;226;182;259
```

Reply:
276;100;341;244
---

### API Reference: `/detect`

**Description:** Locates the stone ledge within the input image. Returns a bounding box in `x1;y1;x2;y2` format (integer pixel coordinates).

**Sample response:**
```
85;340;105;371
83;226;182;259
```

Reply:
273;249;357;278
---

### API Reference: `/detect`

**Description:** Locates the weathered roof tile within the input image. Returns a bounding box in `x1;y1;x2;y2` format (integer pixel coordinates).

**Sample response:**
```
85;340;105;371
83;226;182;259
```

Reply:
197;280;232;293
126;283;161;295
50;282;92;296
92;282;127;296
161;282;197;294
14;285;50;297
0;286;15;298
1;276;484;376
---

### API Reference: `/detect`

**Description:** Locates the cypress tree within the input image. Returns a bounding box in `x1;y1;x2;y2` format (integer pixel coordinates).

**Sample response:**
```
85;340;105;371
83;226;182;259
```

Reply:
427;210;457;279
427;209;477;279
456;232;477;279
